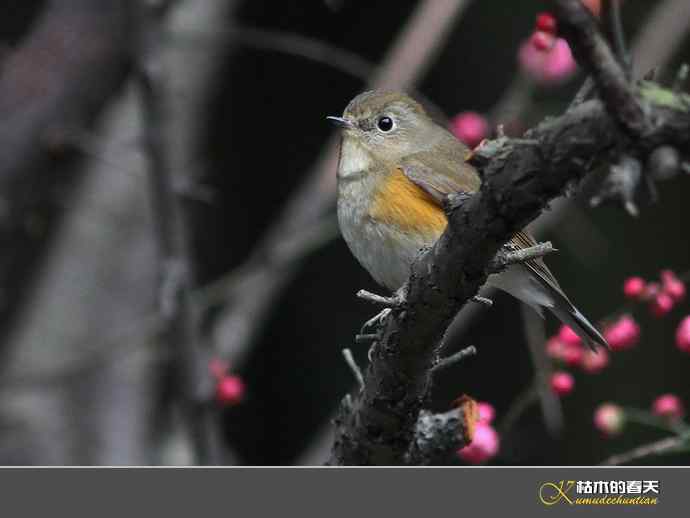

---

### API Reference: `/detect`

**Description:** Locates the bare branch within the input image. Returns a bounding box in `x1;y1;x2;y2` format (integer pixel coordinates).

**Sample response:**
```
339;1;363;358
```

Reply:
135;1;219;465
431;346;477;374
341;349;365;390
602;433;690;466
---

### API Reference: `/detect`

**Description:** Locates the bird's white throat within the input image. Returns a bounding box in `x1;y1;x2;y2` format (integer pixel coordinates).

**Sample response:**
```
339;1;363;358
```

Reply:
338;137;372;179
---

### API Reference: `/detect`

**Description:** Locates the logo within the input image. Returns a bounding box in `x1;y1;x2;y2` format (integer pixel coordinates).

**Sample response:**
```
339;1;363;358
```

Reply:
539;480;659;506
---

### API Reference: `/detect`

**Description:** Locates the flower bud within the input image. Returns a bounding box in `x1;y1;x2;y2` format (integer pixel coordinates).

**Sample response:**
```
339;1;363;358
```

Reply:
652;394;684;421
594;403;625;437
661;270;686;302
535;12;557;35
519;37;577;85
650;292;674;318
623;276;646;300
551;371;575;396
676;316;690;353
477;402;496;424
581;348;609;374
603;315;640;350
216;375;245;406
449;111;489;149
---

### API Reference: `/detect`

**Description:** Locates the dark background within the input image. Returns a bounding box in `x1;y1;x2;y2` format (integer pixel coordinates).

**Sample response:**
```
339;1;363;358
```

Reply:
0;0;689;465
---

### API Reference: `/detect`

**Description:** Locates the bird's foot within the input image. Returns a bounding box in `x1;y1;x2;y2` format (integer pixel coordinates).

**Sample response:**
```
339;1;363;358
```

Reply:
358;308;392;337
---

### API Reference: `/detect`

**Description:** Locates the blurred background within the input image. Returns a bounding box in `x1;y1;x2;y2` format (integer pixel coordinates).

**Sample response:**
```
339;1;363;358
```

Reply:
0;0;689;465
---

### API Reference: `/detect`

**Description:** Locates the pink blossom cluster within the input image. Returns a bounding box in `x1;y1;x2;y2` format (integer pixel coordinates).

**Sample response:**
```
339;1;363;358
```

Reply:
545;323;617;397
622;271;690;353
623;270;686;317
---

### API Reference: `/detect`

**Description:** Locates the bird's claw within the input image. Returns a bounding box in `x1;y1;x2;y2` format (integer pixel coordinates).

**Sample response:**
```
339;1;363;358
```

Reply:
359;308;392;335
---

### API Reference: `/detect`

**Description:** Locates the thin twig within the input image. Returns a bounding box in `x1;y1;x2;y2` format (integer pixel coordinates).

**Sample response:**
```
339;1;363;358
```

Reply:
499;382;539;436
341;349;365;390
602;433;690;466
431;346;477;374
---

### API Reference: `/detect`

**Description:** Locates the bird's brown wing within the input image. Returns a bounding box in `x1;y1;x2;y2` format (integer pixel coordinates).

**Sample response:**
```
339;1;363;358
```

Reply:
400;139;608;349
399;153;568;300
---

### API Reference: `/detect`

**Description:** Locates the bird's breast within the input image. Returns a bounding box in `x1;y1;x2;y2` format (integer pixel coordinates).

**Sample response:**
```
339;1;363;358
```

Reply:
337;162;446;290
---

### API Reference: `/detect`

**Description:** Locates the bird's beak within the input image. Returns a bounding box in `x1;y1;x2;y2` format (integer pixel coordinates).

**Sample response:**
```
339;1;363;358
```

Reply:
326;116;355;130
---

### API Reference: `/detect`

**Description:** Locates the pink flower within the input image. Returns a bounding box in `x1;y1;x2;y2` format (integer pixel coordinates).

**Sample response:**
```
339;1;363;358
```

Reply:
558;325;582;346
545;337;583;366
530;31;555;52
623;276;646;300
581;348;609;374
519;37;577;85
458;423;500;464
216;375;245;406
661;270;686;302
562;343;584;367
650;292;674;317
676;316;690;353
477;402;496;424
450;111;489;149
594;403;625;437
551;371;575;396
652;394;685;420
603;315;640;351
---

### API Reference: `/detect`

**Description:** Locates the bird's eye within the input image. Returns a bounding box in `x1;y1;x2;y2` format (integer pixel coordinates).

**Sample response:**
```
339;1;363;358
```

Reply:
377;116;394;132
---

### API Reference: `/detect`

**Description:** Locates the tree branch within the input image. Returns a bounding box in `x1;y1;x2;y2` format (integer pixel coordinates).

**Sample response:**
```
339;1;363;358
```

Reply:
135;1;219;465
602;433;690;466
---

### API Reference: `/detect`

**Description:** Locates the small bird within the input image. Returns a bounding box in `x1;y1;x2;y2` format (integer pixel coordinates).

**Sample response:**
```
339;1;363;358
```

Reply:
329;90;607;350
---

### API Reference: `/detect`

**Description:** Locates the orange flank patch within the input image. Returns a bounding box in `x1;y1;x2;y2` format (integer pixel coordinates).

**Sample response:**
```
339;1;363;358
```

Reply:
369;168;447;236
